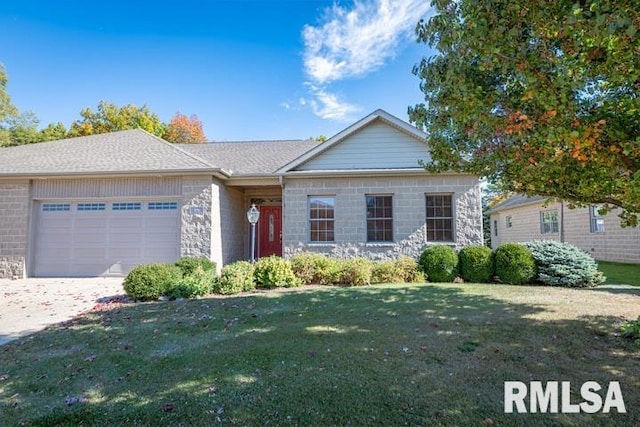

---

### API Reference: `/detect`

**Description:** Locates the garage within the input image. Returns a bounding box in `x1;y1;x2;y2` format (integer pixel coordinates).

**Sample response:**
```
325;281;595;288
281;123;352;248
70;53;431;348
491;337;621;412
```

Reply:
33;200;181;277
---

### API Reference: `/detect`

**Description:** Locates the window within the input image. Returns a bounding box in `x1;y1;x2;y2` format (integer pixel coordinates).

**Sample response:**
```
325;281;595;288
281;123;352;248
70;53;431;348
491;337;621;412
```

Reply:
426;194;454;242
540;210;559;234
148;202;178;210
590;206;605;233
493;220;498;236
42;203;70;212
309;196;334;242
506;216;513;228
77;203;106;211
112;202;141;211
366;195;393;242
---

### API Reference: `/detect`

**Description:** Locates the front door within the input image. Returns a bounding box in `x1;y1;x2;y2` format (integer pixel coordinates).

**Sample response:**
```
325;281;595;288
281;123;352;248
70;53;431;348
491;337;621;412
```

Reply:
259;205;282;257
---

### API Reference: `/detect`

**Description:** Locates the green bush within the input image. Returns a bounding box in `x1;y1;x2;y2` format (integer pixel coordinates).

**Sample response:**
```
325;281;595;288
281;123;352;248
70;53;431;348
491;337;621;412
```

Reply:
166;268;217;299
371;261;405;284
620;316;640;345
334;257;372;286
494;243;536;285
290;252;337;285
254;256;301;288
458;245;494;283
174;257;216;277
123;263;183;301
215;261;255;295
524;240;605;287
419;245;458;282
394;256;425;283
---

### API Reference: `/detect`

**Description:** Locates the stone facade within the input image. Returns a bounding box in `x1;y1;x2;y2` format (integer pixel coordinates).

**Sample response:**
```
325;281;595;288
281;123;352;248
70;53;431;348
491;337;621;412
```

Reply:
490;201;640;263
180;176;214;261
0;181;30;278
282;174;482;260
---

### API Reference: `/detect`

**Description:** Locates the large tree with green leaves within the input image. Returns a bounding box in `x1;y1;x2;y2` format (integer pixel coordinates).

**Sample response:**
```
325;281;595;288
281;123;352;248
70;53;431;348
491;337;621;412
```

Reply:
68;101;166;138
0;63;19;146
409;0;640;225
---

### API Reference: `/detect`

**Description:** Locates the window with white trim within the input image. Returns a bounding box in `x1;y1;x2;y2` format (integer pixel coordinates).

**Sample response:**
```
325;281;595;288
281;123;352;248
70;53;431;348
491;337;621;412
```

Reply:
590;206;605;233
505;215;513;228
426;194;454;242
112;202;141;211
77;203;106;211
540;210;559;234
42;203;70;212
366;195;393;242
148;202;178;210
309;196;334;242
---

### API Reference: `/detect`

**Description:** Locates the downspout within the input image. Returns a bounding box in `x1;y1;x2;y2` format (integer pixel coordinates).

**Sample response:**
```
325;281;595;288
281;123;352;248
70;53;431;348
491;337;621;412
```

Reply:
560;201;565;243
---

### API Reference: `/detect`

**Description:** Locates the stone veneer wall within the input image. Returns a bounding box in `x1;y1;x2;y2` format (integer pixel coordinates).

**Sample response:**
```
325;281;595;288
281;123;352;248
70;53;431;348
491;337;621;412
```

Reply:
282;175;482;260
0;180;30;278
180;176;213;263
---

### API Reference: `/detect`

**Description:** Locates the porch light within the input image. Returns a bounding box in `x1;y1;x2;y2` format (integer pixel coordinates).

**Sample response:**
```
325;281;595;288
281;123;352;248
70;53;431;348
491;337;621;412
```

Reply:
247;204;260;262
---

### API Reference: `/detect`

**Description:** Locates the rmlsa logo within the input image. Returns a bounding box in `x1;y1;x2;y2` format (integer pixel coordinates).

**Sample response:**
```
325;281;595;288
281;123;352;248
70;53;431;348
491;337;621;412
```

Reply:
504;381;626;414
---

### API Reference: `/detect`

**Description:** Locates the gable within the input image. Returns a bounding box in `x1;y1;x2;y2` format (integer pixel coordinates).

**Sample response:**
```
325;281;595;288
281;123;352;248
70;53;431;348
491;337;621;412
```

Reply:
294;119;430;171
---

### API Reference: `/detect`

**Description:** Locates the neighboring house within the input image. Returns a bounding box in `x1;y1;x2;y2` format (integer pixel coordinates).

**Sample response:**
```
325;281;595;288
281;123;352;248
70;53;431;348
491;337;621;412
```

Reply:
489;194;640;263
0;109;483;278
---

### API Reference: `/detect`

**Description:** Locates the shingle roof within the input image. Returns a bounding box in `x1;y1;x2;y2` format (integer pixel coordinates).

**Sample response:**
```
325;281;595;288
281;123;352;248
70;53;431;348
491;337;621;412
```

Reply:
178;139;322;175
488;194;546;213
0;129;215;176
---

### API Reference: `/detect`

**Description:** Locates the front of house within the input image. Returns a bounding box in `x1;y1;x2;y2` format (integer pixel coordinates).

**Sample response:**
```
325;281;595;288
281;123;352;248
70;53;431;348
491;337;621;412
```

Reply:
0;109;483;278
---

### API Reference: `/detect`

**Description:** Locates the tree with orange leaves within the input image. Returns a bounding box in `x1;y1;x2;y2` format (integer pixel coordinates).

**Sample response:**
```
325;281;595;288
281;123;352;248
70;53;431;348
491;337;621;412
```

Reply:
162;112;207;143
410;0;639;226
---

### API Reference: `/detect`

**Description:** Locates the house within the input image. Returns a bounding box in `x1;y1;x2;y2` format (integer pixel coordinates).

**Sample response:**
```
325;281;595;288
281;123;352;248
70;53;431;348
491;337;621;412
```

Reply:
489;194;640;263
0;109;483;278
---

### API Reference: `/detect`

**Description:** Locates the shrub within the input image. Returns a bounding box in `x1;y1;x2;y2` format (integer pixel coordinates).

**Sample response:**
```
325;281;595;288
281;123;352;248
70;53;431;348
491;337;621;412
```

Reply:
371;261;405;284
254;256;301;288
494;243;536;285
620;316;640;345
290;252;337;285
215;261;255;295
394;256;425;283
458;245;494;283
174;257;216;277
524;240;605;287
166;268;217;299
123;263;183;301
334;257;372;286
419;245;458;282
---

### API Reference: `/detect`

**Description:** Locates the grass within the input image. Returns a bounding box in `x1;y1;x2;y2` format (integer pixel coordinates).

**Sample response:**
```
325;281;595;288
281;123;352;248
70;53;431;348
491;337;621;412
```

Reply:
1;283;639;426
599;261;640;286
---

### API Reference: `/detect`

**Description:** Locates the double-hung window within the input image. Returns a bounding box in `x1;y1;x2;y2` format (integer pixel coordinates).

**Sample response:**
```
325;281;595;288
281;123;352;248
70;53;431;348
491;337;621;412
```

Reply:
426;194;454;242
540;210;559;234
309;196;335;242
590;206;605;233
366;195;393;242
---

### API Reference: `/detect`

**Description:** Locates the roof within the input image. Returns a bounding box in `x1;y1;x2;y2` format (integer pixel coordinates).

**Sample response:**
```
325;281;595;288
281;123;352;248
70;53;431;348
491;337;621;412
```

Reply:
0;129;215;177
178;139;321;175
488;194;546;214
277;109;428;173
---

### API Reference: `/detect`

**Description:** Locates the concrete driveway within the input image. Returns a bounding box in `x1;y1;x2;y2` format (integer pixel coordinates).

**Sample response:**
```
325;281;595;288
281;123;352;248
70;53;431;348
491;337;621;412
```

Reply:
0;278;124;345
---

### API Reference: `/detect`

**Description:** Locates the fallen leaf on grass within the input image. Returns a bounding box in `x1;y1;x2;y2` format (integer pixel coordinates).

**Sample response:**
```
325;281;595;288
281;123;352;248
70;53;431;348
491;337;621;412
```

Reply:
162;402;176;412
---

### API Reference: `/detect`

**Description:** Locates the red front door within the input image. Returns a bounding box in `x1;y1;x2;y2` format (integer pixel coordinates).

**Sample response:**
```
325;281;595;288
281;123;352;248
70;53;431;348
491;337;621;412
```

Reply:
258;206;282;257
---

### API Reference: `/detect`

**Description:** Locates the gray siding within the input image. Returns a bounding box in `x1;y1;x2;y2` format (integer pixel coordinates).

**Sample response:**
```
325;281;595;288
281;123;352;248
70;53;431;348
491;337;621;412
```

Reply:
32;177;182;198
297;122;430;171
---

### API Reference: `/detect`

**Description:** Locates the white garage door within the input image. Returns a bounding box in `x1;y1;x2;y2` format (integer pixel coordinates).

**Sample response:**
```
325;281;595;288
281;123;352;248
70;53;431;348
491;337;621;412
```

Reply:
34;200;181;277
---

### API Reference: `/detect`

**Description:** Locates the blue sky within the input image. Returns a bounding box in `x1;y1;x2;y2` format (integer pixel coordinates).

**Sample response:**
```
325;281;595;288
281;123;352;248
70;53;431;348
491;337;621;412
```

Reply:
0;0;435;141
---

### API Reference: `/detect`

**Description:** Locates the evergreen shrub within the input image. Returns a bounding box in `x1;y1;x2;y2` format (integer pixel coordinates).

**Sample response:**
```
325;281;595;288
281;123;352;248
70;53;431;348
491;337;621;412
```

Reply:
419;244;458;282
458;245;494;283
494;243;536;285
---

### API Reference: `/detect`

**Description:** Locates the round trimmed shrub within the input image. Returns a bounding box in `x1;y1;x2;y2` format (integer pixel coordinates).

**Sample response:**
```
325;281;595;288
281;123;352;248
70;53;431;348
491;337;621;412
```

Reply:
494;243;536;285
174;257;216;277
458;245;494;283
524;240;605;287
166;269;217;299
254;256;301;288
123;263;183;301
215;261;255;295
418;244;458;282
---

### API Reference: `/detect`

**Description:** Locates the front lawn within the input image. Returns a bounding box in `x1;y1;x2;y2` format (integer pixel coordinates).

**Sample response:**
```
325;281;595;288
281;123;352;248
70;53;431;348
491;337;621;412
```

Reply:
599;261;640;286
1;283;639;426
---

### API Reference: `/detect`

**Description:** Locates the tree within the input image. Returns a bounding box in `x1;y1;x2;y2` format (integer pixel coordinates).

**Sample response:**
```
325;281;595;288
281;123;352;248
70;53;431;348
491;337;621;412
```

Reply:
6;111;41;146
0;63;19;146
162;112;207;143
40;122;68;142
68;101;166;137
409;0;640;226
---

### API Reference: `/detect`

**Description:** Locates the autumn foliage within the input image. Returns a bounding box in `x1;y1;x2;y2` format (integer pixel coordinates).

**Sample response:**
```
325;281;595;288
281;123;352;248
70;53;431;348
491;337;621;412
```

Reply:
162;112;207;143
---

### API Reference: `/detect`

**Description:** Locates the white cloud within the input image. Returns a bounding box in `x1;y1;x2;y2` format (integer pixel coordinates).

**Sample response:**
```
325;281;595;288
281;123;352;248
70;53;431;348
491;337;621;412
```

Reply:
305;85;361;122
302;0;433;84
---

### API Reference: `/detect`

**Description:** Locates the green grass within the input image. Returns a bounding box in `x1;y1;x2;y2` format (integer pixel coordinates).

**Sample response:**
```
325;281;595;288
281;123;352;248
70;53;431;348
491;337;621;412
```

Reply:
1;283;639;426
599;261;640;286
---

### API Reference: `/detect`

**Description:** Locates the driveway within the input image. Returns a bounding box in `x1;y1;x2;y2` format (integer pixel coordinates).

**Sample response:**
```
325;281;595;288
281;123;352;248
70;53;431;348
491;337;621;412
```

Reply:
0;278;124;345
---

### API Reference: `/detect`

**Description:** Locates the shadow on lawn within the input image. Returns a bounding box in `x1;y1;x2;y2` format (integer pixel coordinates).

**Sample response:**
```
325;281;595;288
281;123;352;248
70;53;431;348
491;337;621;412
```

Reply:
1;284;638;426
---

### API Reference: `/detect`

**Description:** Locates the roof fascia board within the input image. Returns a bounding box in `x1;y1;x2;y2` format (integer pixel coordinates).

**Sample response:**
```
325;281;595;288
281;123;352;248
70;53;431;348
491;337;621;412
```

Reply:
1;169;230;180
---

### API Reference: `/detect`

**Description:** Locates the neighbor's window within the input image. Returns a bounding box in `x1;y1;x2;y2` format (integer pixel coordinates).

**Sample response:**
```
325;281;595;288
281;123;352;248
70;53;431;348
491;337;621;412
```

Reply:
540;210;559;234
366;195;393;242
590;205;605;233
506;215;513;228
426;194;454;242
309;196;335;242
